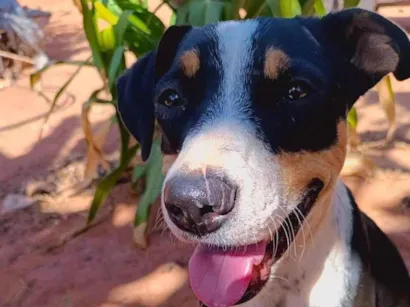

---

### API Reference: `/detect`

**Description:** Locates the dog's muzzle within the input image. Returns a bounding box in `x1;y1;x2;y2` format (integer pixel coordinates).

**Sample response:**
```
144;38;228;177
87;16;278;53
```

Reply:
164;173;324;307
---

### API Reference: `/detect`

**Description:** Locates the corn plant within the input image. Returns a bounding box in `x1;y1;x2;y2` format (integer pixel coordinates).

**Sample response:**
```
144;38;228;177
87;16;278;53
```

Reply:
30;0;170;248
30;0;397;247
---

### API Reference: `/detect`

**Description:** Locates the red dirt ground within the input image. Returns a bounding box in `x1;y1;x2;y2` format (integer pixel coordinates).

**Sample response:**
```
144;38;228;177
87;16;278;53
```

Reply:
0;1;410;306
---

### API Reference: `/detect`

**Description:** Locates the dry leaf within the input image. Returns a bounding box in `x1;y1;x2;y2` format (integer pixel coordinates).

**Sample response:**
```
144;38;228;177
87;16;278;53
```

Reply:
133;222;148;249
347;124;361;150
81;103;111;180
378;74;396;141
72;0;82;13
341;151;376;179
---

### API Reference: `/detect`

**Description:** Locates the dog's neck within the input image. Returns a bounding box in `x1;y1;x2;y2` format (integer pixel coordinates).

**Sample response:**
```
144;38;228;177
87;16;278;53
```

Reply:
246;180;362;307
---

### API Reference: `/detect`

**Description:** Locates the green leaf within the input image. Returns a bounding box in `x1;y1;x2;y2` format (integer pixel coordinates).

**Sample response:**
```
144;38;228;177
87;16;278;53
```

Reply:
131;8;165;40
175;2;190;25
223;2;234;20
87;144;139;224
204;1;225;24
95;1;121;24
299;0;315;16
98;26;116;51
132;164;147;183
95;1;152;35
80;0;105;72
266;0;281;17
114;10;132;46
313;0;326;16
344;0;360;8
116;2;165;37
188;0;206;26
169;11;177;25
244;0;270;18
107;46;125;91
107;2;163;55
134;139;164;226
280;0;301;18
30;60;93;91
347;106;358;129
41;58;91;130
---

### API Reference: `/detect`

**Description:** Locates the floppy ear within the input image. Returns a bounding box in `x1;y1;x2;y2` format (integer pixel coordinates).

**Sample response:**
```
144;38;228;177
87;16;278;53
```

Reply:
117;52;156;162
117;25;192;161
322;8;410;89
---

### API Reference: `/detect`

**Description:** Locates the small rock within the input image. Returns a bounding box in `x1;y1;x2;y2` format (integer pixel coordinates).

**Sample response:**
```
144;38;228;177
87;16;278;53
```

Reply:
1;194;36;215
25;180;55;197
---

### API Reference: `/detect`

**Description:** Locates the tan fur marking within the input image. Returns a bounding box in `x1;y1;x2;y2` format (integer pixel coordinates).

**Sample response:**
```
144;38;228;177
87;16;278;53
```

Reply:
347;12;398;74
354;33;399;74
277;120;348;204
162;154;178;175
264;48;289;80
180;50;200;78
347;12;384;37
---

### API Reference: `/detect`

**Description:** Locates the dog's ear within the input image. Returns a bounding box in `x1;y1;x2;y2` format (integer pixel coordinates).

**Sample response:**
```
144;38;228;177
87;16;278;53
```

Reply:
117;25;192;161
117;52;156;162
322;8;410;85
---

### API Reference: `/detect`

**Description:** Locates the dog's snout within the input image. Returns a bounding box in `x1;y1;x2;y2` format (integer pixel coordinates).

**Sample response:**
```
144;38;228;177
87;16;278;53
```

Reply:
163;173;237;236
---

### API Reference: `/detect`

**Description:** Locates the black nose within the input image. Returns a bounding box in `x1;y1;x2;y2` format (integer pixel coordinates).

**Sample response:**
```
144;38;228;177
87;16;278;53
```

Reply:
163;172;237;236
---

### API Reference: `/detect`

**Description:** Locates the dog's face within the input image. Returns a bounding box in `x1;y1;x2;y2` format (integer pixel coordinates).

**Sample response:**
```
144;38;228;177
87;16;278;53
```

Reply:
118;9;410;307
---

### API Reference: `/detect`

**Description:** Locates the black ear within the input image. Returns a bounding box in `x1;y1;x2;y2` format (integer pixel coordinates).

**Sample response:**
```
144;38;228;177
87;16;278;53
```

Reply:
117;25;192;161
322;8;410;82
117;51;156;161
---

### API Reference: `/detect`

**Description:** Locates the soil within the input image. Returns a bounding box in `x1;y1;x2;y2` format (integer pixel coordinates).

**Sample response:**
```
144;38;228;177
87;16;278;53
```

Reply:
0;1;410;307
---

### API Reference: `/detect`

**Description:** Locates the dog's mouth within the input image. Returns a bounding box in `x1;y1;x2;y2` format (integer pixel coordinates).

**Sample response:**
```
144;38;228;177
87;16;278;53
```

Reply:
191;179;324;307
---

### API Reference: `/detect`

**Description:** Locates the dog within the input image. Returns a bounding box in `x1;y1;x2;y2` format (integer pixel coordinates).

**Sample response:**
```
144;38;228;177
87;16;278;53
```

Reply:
117;8;410;307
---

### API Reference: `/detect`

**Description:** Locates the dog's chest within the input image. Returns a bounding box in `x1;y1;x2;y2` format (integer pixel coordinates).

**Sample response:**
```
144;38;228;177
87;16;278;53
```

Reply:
244;219;362;307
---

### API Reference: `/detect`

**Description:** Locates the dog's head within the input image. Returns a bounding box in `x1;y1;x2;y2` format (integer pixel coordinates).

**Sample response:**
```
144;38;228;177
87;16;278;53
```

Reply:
118;9;410;307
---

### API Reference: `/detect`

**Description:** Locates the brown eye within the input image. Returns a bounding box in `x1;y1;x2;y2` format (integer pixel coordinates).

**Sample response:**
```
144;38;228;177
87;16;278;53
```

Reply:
287;82;311;100
159;89;184;107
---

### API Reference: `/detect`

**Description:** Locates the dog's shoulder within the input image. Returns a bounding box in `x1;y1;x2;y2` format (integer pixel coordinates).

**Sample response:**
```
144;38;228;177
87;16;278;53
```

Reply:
345;186;410;307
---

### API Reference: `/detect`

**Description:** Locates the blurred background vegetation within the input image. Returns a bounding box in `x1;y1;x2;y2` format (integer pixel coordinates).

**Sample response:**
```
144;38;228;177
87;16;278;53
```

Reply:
30;0;397;247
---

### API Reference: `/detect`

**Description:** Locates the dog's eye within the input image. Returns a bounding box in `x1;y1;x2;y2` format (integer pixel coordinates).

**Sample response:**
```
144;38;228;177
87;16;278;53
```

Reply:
286;82;311;100
158;89;184;107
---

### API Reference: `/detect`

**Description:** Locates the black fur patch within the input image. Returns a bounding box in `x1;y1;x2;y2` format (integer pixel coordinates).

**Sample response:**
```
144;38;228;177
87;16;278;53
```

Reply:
346;187;410;306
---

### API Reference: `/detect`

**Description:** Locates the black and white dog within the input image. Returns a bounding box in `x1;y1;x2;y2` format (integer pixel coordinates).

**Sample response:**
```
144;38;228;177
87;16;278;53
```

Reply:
117;8;410;307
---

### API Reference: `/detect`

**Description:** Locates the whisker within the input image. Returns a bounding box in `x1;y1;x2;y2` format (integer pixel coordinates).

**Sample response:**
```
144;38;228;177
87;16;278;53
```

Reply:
279;207;298;259
267;224;274;242
274;214;296;261
269;216;279;259
270;274;291;285
292;206;307;261
296;206;314;258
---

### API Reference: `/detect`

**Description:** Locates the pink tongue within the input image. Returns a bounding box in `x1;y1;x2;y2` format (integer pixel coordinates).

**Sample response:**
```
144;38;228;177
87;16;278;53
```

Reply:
189;242;267;307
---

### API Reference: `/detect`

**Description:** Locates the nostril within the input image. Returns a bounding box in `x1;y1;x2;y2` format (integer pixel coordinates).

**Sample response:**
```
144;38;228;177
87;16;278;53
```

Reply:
213;184;237;215
199;205;214;216
168;204;184;220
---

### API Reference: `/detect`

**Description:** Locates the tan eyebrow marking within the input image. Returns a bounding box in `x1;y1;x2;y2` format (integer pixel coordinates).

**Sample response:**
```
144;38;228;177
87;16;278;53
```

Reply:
180;49;200;78
264;48;289;80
